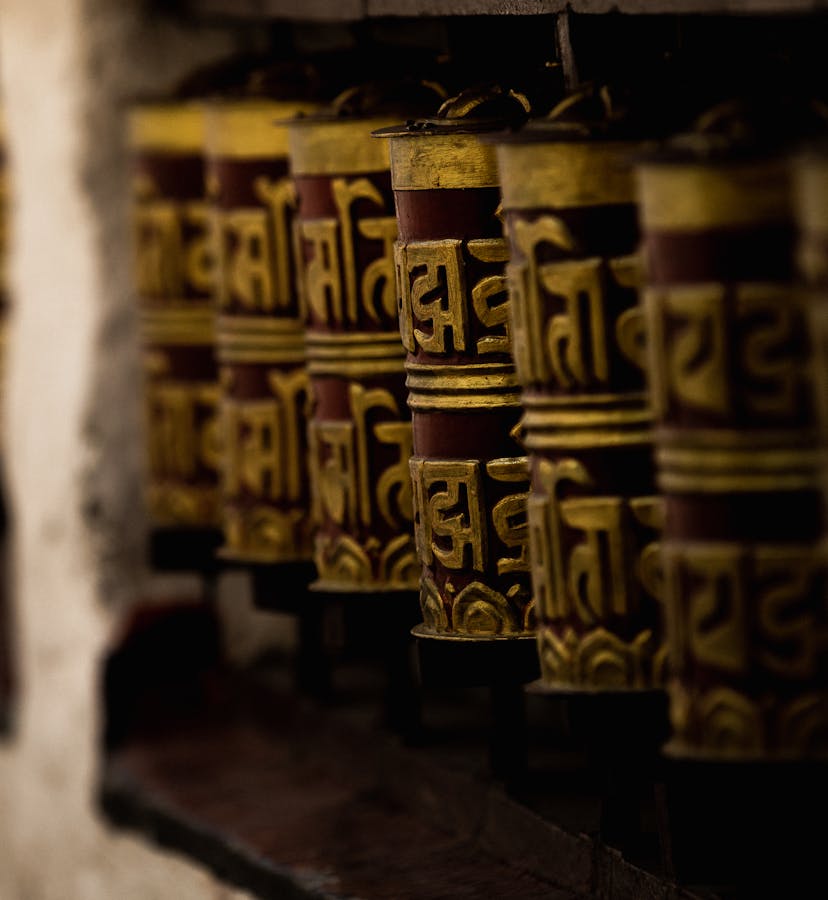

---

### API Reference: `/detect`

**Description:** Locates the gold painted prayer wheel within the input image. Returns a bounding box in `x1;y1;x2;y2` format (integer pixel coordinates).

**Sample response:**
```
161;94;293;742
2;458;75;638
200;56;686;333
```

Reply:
288;84;444;592
378;89;534;640
639;117;827;758
496;87;665;690
205;97;318;564
797;149;828;467
129;102;221;543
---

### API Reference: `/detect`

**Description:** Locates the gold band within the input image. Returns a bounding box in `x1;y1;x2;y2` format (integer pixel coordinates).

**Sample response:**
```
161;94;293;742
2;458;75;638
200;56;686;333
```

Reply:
306;330;404;360
637;159;790;231
656;426;816;450
405;361;519;391
389;133;499;191
140;307;215;345
408;392;522;411
217;314;302;336
306;330;404;376
129;104;205;154
522;391;651;448
406;361;521;410
217;318;305;364
204;100;318;159
795;155;828;237
658;442;821;493
288;118;393;176
497;141;638;209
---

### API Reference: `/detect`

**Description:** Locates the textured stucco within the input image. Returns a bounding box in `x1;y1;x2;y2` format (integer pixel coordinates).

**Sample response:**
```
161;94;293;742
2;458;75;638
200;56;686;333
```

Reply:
0;1;265;896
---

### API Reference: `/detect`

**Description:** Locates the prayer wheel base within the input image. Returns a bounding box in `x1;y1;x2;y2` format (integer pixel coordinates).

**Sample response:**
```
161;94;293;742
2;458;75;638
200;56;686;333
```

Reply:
308;588;421;740
148;527;222;574
664;758;828;894
413;627;539;690
530;687;670;866
307;589;421;661
250;580;422;733
414;628;537;784
248;560;317;614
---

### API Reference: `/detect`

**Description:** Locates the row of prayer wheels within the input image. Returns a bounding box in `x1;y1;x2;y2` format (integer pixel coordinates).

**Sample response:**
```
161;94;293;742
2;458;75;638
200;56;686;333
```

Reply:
128;69;828;761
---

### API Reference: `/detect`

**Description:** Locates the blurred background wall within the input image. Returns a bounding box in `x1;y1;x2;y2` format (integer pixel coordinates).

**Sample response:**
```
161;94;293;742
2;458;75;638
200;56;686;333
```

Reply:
0;1;269;895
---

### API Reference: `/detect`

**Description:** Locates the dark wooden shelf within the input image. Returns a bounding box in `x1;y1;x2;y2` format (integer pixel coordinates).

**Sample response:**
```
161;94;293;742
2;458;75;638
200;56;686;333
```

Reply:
189;0;824;22
99;675;706;900
100;603;828;899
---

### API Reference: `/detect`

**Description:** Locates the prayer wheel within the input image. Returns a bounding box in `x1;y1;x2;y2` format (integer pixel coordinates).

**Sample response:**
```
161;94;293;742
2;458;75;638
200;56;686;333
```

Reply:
638;111;827;758
496;85;665;690
288;83;444;592
129;102;221;558
377;88;534;640
204;95;318;564
797;148;828;468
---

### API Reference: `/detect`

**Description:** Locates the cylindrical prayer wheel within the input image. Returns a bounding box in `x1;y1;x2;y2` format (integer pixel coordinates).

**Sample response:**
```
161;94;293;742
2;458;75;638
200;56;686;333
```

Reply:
797;150;828;455
496;90;664;690
204;98;318;564
639;129;827;758
289;84;444;592
129;102;221;546
377;90;533;639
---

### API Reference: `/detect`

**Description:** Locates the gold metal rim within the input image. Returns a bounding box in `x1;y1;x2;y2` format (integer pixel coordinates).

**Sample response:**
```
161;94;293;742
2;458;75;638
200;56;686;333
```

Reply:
522;405;652;428
658;470;820;493
524;428;652;450
637;159;791;231
657;444;821;472
307;330;404;345
658;444;821;492
129;104;205;154
307;342;404;361
497;141;639;209
308;358;405;377
522;390;650;409
656;426;818;449
795;156;828;236
408;390;522;410
405;368;521;393
140;308;215;345
217;315;303;335
412;623;536;642
389;133;499;191
218;346;306;365
204;100;318;159
288;118;394;176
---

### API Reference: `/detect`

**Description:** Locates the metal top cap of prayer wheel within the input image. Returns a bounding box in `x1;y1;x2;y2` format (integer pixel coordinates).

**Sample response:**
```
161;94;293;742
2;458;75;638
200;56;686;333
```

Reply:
373;85;532;192
494;83;650;214
128;101;207;155
286;79;447;178
636;96;828;229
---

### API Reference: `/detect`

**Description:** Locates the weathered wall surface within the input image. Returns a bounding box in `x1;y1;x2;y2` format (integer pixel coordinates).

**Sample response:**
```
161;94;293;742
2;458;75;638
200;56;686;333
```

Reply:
0;1;268;896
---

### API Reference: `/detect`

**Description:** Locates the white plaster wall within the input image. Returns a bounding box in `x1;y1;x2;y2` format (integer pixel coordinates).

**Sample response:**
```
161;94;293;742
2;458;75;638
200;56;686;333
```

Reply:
0;1;270;896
